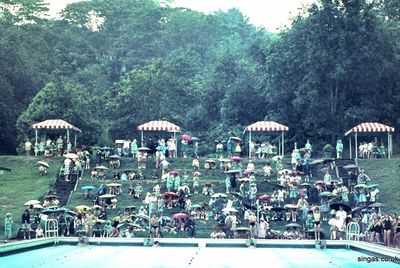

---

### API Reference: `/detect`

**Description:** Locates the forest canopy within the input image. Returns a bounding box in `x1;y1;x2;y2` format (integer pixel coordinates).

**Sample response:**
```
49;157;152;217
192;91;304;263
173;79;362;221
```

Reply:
1;0;399;154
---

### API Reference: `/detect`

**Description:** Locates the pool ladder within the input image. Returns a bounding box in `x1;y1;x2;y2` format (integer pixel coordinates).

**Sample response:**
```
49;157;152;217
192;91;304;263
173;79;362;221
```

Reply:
44;219;59;245
345;222;360;249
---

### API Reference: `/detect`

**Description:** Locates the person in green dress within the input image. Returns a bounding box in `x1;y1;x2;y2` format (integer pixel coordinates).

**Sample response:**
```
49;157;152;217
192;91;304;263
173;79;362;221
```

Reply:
182;171;190;186
39;140;45;156
192;141;199;157
225;175;231;194
181;140;189;158
131;139;139;158
166;173;174;192
336;139;344;159
174;174;181;192
4;213;13;242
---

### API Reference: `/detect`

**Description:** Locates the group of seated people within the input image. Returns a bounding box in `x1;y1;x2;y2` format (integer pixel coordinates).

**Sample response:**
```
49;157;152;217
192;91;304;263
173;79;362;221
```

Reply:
359;141;386;159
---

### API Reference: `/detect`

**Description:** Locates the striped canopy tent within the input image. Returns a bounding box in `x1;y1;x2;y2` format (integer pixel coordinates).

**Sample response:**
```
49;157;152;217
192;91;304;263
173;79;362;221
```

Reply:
136;120;181;147
345;122;395;159
31;119;82;147
244;121;289;157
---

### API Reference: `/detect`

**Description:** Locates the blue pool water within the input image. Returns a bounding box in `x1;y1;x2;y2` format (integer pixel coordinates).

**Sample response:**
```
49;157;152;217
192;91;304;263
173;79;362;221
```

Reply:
1;245;399;267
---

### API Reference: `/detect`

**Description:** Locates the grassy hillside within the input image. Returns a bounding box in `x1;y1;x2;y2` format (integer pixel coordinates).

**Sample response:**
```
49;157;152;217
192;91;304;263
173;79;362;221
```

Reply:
0;156;61;238
358;157;400;214
1;155;399;240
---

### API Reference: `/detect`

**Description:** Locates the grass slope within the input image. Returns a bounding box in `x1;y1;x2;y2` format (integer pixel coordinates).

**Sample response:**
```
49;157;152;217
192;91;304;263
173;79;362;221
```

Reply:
1;155;399;240
0;156;61;238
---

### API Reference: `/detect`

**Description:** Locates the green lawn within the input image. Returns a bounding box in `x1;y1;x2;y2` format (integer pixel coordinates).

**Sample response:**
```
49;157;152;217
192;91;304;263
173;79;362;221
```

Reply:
0;155;61;239
1;155;399;240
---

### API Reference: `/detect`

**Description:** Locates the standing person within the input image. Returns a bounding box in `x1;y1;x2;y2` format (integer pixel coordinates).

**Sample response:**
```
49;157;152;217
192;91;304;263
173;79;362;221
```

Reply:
382;214;393;247
21;209;31;239
313;207;321;241
336;140;344;159
234;142;242;156
225;175;231;194
263;162;272;182
24;140;32;156
216;141;224;158
192;141;199;158
4;213;13;242
193;173;200;194
131;139;139;158
167;138;176;158
305;139;312;155
248;213;257;239
56;136;64;156
227;138;234;157
186;216;196;238
181;139;189;158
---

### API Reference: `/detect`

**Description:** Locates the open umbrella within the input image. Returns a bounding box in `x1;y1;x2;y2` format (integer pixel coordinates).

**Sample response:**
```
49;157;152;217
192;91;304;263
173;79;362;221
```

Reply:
44;195;59;199
138;147;150;151
106;183;122;187
191;137;200;141
235;227;250;231
272;155;283;161
81;185;96;191
193;171;201;176
343;164;358;169
92;205;102;209
99;194;116;199
100;147;113;151
94;165;109;170
24;200;41;206
368;202;385;208
315;180;325;185
64;153;79;159
285;204;299;209
172;213;189;219
230;156;243;162
218;158;231;162
170;170;180;175
300;182;312;187
109;155;121;159
278;169;292;175
33;204;43;209
271;206;286;212
159;216;173;222
37;161;50;168
230;137;242;142
367;184;379;189
204;182;214;187
285;223;303;228
355;184;368;189
319;191;335;197
224;169;241;174
222;207;238;213
211;193;227;198
191;204;202;209
258;194;270;200
329;202;351;212
75;205;91;211
205;159;217;163
238;177;250;182
181;134;192;141
163;192;179;199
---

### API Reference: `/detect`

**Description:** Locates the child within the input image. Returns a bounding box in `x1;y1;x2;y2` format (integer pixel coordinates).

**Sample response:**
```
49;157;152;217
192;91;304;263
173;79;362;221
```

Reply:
313;207;321;240
4;213;13;242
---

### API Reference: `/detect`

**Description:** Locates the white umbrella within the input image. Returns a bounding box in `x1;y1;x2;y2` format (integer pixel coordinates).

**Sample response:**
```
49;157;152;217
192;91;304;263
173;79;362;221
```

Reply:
64;153;78;159
24;200;41;206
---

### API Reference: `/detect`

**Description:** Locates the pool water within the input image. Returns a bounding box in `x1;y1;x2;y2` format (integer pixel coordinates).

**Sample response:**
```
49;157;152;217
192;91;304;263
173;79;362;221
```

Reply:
1;245;399;268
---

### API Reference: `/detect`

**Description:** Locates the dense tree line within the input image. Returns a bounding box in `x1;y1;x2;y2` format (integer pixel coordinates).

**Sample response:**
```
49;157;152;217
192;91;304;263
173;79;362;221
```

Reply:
0;0;399;154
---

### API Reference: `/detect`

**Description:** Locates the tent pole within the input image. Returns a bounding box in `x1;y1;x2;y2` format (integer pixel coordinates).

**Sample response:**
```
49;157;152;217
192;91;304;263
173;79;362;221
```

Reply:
74;133;77;147
282;131;285;157
278;137;281;156
388;132;391;159
141;131;144;147
349;136;352;159
67;129;70;145
174;131;177;158
248;131;252;158
355;133;358;160
35;129;38;156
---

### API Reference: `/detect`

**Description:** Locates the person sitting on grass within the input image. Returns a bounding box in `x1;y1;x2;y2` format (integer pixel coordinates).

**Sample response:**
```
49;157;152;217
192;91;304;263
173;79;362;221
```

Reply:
134;183;143;199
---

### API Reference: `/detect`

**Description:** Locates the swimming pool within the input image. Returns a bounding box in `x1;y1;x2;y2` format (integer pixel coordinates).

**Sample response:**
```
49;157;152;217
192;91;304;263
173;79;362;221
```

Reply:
1;239;399;268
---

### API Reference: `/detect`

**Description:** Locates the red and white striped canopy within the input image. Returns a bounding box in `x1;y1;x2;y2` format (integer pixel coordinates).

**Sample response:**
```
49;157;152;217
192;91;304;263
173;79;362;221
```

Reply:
31;119;81;132
137;120;181;132
345;122;395;136
245;121;289;132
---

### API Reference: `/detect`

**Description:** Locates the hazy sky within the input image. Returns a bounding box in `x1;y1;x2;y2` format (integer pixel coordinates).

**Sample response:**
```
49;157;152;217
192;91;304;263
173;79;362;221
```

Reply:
45;0;316;31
